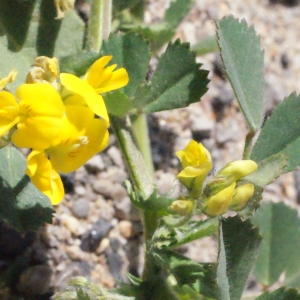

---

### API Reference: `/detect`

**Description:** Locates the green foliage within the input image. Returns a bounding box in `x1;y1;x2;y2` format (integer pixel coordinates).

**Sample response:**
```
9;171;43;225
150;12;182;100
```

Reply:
164;0;195;28
104;91;132;117
102;32;150;98
217;216;262;300
118;0;194;51
126;181;174;213
0;146;53;231
153;217;218;249
0;0;36;51
132;40;209;113
154;250;220;299
37;0;62;56
255;287;300;300
191;35;219;56
216;15;264;131
251;93;300;173
251;202;300;288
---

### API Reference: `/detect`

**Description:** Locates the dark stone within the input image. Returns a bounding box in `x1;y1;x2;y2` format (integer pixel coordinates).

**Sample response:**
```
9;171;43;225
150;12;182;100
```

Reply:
80;220;113;252
61;173;75;194
281;53;289;69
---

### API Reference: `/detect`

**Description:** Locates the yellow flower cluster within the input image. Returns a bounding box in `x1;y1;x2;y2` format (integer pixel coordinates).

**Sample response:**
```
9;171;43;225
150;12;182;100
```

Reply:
0;56;129;205
176;140;257;217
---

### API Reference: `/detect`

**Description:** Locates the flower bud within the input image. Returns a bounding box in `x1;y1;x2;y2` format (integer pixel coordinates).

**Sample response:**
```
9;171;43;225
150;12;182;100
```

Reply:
230;183;254;211
217;160;257;182
169;199;194;216
202;182;236;217
176;140;212;198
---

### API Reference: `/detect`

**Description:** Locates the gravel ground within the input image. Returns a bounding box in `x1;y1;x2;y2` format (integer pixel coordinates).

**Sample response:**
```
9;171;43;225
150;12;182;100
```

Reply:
1;0;300;299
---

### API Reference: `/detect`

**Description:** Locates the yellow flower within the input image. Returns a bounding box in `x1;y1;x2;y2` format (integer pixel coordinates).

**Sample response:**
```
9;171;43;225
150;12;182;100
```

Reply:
176;140;212;198
46;105;109;173
60;73;109;124
26;150;64;205
230;183;255;211
26;106;109;204
202;182;236;217
83;56;129;94
0;84;64;149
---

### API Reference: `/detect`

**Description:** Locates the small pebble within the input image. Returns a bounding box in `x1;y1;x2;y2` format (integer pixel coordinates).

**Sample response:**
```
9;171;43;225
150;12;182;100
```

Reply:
62;216;80;236
118;220;133;238
71;198;90;218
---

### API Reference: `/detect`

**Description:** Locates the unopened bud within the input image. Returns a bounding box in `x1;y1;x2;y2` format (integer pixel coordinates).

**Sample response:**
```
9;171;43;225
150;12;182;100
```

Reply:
230;183;254;211
217;160;257;182
202;182;236;217
169;199;194;216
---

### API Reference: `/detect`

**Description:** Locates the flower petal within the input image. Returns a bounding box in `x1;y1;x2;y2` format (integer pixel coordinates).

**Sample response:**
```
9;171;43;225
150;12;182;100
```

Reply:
11;83;64;149
48;105;109;173
60;73;109;124
26;150;64;205
0;91;19;136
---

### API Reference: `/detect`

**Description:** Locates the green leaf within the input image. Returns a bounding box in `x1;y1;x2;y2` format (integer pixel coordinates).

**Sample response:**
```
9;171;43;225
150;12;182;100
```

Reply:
251;93;300;173
132;40;209;113
59;51;99;76
216;15;264;131
154;250;220;299
101;32;150;98
37;0;62;57
54;11;85;58
0;146;53;231
125;181;174;213
0;0;36;51
255;287;300;300
168;217;218;248
217;216;262;300
131;24;175;52
244;154;288;187
191;35;219;56
251;202;300;287
0;36;33;93
104;91;132;117
164;0;194;28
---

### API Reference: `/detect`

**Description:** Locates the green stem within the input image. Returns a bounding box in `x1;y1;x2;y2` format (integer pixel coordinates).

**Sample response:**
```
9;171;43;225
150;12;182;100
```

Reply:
111;116;177;299
87;0;112;52
131;114;155;178
243;131;255;160
110;115;153;199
